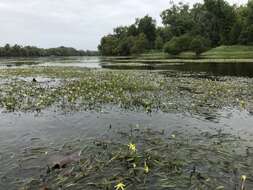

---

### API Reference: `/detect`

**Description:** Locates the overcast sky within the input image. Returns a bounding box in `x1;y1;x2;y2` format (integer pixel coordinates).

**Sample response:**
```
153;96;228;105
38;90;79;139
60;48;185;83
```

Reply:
0;0;248;50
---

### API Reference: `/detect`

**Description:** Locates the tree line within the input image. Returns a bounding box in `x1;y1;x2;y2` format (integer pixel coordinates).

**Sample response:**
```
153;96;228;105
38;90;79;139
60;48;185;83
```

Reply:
0;44;99;57
99;0;253;56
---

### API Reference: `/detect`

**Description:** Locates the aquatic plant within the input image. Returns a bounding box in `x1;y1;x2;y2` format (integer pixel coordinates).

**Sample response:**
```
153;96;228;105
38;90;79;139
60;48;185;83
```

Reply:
20;127;253;189
115;182;126;190
0;67;252;117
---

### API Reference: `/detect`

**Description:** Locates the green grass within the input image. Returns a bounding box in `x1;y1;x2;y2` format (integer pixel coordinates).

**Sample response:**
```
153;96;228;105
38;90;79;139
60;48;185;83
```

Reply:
138;45;253;60
202;45;253;59
138;51;196;60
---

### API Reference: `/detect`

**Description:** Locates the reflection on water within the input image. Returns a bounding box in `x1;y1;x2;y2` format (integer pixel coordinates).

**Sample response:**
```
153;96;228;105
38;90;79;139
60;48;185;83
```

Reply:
101;57;253;77
38;56;101;68
162;62;253;78
0;56;102;69
102;62;253;77
1;56;253;77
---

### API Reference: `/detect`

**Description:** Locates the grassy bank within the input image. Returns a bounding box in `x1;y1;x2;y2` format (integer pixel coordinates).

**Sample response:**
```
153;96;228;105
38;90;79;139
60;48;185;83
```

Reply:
100;45;253;68
202;45;253;59
136;45;253;60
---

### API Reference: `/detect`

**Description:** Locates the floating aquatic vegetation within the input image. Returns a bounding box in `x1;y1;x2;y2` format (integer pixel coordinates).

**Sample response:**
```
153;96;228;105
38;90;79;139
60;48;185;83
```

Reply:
0;67;252;117
20;127;253;190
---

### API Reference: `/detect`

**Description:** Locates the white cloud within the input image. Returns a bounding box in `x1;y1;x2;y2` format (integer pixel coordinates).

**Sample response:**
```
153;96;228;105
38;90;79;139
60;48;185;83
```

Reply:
0;0;248;50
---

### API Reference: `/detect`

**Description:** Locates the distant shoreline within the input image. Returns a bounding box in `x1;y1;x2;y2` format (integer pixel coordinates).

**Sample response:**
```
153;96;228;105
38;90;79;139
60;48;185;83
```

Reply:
0;44;99;57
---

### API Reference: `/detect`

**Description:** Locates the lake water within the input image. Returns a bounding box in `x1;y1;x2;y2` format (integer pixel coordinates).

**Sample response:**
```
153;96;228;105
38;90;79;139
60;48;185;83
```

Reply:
0;57;253;189
1;108;253;189
1;56;253;77
0;56;101;69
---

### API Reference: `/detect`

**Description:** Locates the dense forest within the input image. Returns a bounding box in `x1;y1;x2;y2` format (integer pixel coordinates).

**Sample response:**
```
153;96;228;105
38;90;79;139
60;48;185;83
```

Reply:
98;0;253;56
0;44;98;57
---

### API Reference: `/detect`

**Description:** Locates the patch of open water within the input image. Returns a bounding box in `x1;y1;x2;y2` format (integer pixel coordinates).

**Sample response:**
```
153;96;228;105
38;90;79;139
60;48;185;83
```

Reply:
2;57;253;78
0;57;102;69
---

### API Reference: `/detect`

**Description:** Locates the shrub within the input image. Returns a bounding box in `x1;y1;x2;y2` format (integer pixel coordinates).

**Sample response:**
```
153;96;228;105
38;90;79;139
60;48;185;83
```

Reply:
238;25;253;45
130;33;149;55
163;35;192;55
190;36;211;56
117;36;135;56
155;36;164;50
98;35;119;56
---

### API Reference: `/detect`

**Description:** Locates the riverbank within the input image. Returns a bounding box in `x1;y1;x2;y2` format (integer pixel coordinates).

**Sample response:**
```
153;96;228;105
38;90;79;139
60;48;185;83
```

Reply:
100;46;253;70
101;45;252;61
137;45;253;60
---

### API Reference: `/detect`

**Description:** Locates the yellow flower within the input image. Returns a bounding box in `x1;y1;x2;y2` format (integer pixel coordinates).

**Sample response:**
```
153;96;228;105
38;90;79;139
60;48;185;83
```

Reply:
241;175;247;182
240;100;246;108
144;162;149;174
115;182;126;190
128;143;137;153
241;175;247;190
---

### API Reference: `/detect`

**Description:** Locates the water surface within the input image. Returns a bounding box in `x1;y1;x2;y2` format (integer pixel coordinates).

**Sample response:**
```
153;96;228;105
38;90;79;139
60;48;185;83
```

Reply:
0;56;101;69
0;108;253;189
1;56;253;189
1;57;253;77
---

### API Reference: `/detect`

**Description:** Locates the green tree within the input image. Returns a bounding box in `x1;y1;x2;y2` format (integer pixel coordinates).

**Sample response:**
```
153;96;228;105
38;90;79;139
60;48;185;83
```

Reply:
4;44;11;56
136;15;157;49
0;44;94;57
238;1;253;44
98;35;119;56
190;36;211;56
156;27;173;44
192;0;236;45
127;24;139;36
239;25;253;44
161;3;194;36
114;26;128;38
246;0;253;25
155;36;164;50
131;33;149;54
11;44;22;57
229;21;243;45
117;36;135;56
164;35;192;55
98;0;253;56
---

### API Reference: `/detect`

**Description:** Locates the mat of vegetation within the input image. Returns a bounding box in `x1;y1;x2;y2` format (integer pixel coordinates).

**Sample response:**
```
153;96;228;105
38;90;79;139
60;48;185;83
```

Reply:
20;126;253;190
0;67;252;116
